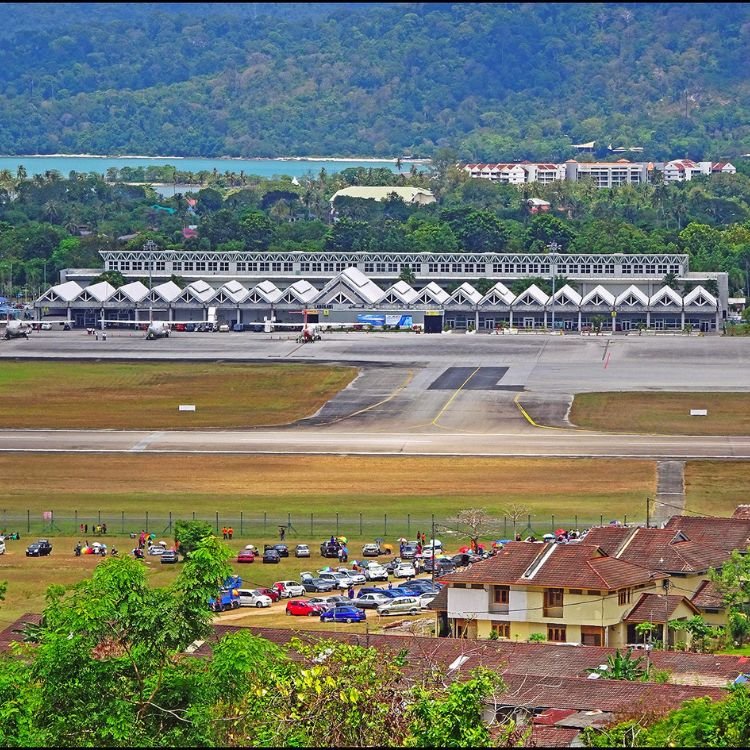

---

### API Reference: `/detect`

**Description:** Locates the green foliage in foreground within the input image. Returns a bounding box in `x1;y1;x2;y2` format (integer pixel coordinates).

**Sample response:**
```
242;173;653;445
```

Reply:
0;534;511;747
583;685;750;748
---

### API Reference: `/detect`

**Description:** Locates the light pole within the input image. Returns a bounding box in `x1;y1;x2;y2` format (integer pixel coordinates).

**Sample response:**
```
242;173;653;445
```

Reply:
546;241;561;331
143;239;157;323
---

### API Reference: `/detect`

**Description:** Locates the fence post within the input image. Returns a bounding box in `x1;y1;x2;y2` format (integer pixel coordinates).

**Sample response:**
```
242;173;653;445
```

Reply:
263;512;267;535
504;516;507;537
169;511;172;532
527;514;531;533
575;514;578;531
215;512;219;534
600;514;603;527
146;511;149;533
27;509;30;533
240;511;243;536
407;513;411;536
384;513;388;537
192;511;195;521
336;513;339;537
121;511;125;534
624;514;627;526
552;514;555;533
98;510;101;524
74;509;78;529
310;512;314;537
288;513;291;533
359;513;363;536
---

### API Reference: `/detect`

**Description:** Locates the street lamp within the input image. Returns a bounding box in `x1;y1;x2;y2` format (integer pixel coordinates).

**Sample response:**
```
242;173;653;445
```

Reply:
546;241;561;331
143;239;158;323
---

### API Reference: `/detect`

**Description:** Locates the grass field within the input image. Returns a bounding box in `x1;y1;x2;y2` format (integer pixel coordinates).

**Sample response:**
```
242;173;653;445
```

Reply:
685;461;750;517
0;361;356;428
569;392;750;435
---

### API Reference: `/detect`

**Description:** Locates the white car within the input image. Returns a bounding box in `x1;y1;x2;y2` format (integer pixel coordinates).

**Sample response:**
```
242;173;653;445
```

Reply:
273;580;306;598
362;562;388;581
295;544;311;558
148;544;167;556
218;323;230;332
376;596;421;616
0;538;5;555
394;562;416;578
40;322;52;330
417;592;437;608
318;571;353;589
238;589;272;608
355;592;391;609
337;567;366;584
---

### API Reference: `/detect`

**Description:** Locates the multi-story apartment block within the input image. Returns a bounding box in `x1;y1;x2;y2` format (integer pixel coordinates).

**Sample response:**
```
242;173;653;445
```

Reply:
564;158;649;187
661;159;736;182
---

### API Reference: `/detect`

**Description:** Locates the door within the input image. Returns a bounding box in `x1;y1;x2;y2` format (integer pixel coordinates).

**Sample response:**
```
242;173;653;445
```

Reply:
523;317;535;328
424;314;443;334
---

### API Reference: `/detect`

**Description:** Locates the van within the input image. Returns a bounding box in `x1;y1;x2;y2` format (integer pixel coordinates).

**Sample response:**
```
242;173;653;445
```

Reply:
376;596;421;616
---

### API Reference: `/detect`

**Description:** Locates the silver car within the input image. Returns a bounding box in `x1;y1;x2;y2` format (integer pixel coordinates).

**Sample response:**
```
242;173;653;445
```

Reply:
376;596;421;616
238;589;272;608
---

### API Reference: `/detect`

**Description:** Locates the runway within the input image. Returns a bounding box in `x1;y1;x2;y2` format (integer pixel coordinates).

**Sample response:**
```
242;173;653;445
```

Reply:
1;427;749;459
2;330;749;458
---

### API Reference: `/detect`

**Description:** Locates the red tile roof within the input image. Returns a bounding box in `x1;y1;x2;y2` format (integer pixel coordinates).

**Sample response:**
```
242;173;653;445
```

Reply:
692;579;725;610
441;542;664;590
624;593;699;623
664;516;750;555
528;726;581;747
732;505;750;520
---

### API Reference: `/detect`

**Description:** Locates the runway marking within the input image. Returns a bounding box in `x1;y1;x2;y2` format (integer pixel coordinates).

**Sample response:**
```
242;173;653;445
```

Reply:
130;431;165;451
513;393;566;431
431;367;480;427
317;369;415;425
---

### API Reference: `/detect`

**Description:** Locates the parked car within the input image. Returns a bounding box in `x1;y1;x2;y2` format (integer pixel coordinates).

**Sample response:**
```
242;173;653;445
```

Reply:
337;567;366;585
26;539;52;557
264;543;289;558
160;550;179;564
360;561;388;581
357;586;386;597
361;542;381;557
318;571;353;589
376;596;421;616
301;577;336;593
238;589;272;608
323;595;352;608
354;592;391;609
379;588;413;599
423;556;456;575
295;544;311;558
306;596;334;610
0;538;5;555
320;540;340;558
148;544;167;556
40;322;52;330
262;549;281;564
394;562;416;579
253;587;280;603
400;544;418;560
236;549;256;563
320;605;367;624
286;599;326;617
273;580;306;598
218;323;230;332
416;592;437;608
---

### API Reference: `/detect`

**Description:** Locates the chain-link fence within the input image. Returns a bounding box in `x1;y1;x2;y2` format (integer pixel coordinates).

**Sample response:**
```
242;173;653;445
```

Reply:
0;509;645;541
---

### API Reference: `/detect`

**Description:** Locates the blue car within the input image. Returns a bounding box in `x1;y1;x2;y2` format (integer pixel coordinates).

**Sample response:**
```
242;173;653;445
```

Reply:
319;605;367;624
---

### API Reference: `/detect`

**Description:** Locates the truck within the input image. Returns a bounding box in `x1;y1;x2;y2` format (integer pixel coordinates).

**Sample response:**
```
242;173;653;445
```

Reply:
209;574;242;612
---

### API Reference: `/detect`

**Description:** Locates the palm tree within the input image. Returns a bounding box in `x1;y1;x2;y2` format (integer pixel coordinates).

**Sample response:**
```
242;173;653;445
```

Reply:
586;649;645;680
16;165;27;181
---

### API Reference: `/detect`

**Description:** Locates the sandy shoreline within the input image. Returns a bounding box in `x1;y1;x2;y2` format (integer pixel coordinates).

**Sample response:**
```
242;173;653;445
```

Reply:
0;153;431;163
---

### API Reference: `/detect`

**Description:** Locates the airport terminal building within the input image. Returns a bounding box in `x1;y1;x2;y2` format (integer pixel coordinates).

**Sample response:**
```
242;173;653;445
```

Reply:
37;249;728;333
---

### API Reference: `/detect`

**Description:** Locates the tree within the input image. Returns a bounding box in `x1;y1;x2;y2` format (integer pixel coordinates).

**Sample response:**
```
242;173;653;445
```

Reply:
502;503;530;538
399;266;415;284
174;518;215;557
447;508;500;551
239;210;274;250
586;649;646;681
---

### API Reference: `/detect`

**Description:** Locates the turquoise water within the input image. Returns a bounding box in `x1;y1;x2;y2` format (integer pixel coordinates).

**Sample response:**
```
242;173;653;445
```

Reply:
0;155;428;179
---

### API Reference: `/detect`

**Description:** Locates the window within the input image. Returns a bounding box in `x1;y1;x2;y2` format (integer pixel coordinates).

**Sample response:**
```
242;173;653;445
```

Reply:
207;261;218;272
492;622;510;639
581;626;603;646
172;262;182;271
236;262;246;272
155;261;166;271
493;586;510;604
569;589;582;595
547;625;566;642
195;262;206;271
587;590;601;596
219;262;229;272
543;588;564;618
618;588;632;606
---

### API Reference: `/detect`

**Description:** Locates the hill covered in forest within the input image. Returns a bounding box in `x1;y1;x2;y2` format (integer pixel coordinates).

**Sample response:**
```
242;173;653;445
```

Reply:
0;3;747;160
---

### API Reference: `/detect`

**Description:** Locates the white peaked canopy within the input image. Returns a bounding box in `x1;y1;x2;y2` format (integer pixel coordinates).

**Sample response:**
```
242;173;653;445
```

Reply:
249;280;283;304
615;285;650;307
181;279;215;304
118;281;151;303
82;281;116;303
448;283;482;306
214;280;249;304
581;285;616;306
414;282;450;305
281;280;319;304
513;284;550;306
480;282;515;306
317;268;384;306
40;280;84;303
683;285;717;308
552;284;582;306
649;286;683;307
151;281;183;303
380;281;419;305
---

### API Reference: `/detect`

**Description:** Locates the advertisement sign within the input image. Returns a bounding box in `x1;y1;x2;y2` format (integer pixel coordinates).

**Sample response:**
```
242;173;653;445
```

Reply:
385;314;413;328
357;314;414;328
357;313;385;326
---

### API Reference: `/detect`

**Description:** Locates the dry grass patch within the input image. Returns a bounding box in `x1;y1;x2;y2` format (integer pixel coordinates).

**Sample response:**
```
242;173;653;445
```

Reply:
570;392;750;435
0;361;355;428
685;461;750;517
0;454;654;520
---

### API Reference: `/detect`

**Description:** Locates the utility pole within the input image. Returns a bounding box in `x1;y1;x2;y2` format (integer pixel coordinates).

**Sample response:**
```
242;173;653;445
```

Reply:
646;497;650;529
431;514;435;587
143;239;157;323
546;241;560;331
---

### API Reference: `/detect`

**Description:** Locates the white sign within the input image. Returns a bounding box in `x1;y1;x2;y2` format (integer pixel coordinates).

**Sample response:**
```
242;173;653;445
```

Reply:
178;405;196;412
690;409;708;416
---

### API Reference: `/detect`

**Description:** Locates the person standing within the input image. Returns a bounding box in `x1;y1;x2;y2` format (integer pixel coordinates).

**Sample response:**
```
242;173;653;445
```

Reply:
347;585;355;600
228;527;233;540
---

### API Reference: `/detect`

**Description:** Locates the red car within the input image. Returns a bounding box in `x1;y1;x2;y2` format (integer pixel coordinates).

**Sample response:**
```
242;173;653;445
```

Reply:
236;550;255;563
286;599;326;617
255;587;280;603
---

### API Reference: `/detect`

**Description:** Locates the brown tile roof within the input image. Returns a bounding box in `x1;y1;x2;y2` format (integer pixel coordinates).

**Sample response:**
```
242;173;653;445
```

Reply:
580;527;632;555
527;726;581;747
624;593;699;623
692;579;725;610
0;613;41;653
426;586;448;611
664;516;750;555
733;505;750;520
441;542;664;590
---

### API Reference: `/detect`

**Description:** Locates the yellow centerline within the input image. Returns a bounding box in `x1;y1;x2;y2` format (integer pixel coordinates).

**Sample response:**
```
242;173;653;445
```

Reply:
432;367;481;427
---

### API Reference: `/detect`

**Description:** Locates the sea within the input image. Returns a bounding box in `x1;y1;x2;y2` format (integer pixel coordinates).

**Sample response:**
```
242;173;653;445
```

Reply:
0;154;429;181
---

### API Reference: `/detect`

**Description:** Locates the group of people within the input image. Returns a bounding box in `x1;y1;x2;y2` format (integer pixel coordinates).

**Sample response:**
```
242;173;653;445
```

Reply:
0;531;20;540
327;536;349;563
79;523;107;535
221;527;234;540
74;541;117;556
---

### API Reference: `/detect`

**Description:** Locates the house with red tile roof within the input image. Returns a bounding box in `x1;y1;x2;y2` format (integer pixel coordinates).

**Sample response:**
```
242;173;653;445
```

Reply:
433;542;668;646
